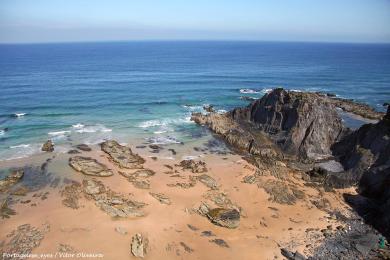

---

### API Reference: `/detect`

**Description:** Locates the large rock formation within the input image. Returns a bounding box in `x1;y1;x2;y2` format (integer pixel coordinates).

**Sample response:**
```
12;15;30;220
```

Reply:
192;88;346;162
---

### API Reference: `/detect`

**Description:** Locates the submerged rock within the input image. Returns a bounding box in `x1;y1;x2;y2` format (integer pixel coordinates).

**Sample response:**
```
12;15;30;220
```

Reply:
69;156;113;177
206;208;240;229
41;140;54;152
131;233;148;258
101;140;145;169
76;144;92;151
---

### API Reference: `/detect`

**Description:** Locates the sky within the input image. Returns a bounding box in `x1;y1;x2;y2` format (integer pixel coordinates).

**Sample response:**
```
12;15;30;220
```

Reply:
0;0;390;43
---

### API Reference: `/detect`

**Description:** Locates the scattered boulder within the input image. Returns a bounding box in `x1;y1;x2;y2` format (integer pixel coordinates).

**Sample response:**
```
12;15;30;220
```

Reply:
101;140;145;169
206;208;240;229
69;156;113;177
131;233;148;258
41;140;54;152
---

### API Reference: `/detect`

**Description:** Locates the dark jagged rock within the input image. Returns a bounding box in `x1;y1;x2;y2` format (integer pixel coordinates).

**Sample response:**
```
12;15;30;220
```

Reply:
41;140;54;152
101;140;145;169
231;89;346;161
192;89;349;163
332;106;390;186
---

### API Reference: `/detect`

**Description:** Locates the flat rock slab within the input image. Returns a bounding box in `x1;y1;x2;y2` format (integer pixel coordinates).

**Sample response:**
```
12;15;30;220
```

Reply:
101;140;145;169
69;156;113;177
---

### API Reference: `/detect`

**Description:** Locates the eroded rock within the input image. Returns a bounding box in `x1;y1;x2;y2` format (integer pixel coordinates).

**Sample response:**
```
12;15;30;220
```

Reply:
0;169;24;192
179;159;207;173
69;156;113;177
101;140;145;169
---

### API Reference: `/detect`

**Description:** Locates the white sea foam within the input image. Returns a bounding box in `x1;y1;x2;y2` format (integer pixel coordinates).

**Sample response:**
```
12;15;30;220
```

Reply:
48;130;71;136
181;155;203;160
154;130;168;134
240;88;260;94
72;123;84;128
14;113;26;117
10;144;31;149
217;109;227;114
262;88;273;94
138;117;192;129
75;125;112;133
0;130;4;136
146;136;181;145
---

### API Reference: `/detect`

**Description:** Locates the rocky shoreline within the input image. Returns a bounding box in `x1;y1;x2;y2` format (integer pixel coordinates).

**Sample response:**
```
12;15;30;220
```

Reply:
192;88;390;258
0;88;389;259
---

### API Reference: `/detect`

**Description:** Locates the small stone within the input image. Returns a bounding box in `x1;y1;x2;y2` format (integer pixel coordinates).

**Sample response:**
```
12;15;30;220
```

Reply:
115;227;128;235
42;140;54;152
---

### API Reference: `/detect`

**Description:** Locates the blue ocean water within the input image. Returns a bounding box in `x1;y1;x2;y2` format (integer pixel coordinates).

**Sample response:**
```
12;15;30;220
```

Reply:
0;41;389;160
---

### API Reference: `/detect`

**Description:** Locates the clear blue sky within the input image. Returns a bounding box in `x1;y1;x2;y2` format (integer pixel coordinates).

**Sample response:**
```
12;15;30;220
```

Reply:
1;0;389;43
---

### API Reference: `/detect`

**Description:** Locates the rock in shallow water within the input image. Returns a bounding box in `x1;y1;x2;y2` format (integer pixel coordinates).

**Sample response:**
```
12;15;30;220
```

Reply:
69;156;113;177
101;140;145;169
0;169;24;192
41;140;54;152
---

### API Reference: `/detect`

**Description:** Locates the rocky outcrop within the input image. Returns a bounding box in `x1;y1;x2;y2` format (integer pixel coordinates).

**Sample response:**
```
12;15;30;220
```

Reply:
192;88;348;162
178;159;207;173
231;89;345;161
69;156;113;177
41;140;54;152
101;140;145;169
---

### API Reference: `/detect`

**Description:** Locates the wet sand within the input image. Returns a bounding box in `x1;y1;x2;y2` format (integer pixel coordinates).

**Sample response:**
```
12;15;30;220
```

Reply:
0;141;356;260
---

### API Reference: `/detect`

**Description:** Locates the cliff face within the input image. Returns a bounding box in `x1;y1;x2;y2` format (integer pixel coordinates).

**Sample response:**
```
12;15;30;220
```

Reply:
231;89;345;161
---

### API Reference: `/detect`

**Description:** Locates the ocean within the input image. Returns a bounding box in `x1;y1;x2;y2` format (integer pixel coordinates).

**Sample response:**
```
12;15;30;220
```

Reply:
0;41;389;160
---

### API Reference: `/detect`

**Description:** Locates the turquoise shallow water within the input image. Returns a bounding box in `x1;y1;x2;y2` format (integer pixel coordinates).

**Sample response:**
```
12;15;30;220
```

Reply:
0;41;389;160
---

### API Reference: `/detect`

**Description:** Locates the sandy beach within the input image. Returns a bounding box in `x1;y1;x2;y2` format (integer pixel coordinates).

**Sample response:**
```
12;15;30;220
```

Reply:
1;139;357;260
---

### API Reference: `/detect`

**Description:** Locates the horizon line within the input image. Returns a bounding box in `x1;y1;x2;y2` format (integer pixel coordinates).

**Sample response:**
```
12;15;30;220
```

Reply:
1;39;390;45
